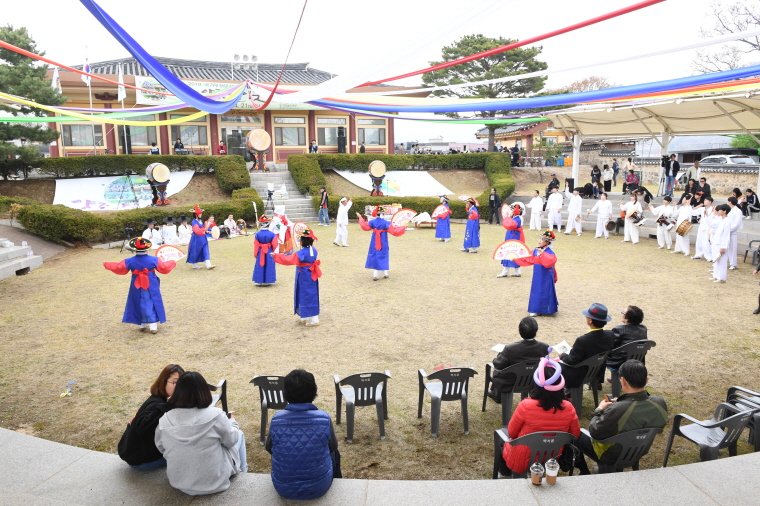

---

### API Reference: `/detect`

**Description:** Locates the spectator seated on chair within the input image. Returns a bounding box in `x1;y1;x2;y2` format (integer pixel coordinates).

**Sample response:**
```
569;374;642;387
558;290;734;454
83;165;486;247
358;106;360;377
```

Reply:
497;360;580;476
266;369;341;500
606;306;647;375
575;360;668;475
488;317;549;403
560;303;615;393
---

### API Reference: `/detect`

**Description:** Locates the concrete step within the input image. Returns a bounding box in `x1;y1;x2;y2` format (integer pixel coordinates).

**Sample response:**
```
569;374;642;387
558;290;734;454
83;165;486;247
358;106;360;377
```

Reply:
0;254;43;281
0;244;32;262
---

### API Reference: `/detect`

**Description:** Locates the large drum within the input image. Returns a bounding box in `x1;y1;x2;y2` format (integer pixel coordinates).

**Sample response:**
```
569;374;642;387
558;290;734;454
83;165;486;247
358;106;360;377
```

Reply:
369;160;387;178
146;163;170;184
247;130;272;152
676;220;693;236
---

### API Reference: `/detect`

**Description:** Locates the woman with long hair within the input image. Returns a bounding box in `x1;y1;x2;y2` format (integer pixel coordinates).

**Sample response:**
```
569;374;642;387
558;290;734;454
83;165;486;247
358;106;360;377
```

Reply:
156;372;247;496
118;364;184;470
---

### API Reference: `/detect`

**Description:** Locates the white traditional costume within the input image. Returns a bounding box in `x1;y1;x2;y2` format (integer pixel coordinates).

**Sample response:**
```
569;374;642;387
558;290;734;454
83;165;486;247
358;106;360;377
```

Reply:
546;191;563;231
142;219;162;249
711;215;731;282
177;220;192;245
728;205;743;269
588;199;612;238
648;203;674;249
564;188;583;235
527;195;544;230
693;205;714;260
620;200;642;244
673;204;693;255
334;197;353;247
223;217;238;236
161;217;179;246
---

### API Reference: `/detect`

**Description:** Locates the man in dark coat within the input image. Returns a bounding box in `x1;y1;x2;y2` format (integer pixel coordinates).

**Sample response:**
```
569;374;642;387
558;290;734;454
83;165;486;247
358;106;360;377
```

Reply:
488;317;549;402
560;303;615;390
488;188;502;225
662;154;680;196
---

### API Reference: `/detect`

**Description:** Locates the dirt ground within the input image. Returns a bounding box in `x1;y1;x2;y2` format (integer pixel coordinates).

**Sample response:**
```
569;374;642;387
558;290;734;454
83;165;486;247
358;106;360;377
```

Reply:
1;222;759;480
0;173;227;207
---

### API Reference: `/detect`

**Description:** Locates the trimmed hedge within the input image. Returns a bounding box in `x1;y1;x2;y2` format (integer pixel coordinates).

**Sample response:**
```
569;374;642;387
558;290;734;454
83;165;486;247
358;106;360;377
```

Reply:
16;197;263;245
35;155;250;193
294;153;514;221
0;196;40;213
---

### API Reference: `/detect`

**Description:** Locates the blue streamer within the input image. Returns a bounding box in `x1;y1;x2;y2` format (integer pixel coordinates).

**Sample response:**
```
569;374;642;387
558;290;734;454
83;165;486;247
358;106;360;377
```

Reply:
79;0;246;114
312;64;760;113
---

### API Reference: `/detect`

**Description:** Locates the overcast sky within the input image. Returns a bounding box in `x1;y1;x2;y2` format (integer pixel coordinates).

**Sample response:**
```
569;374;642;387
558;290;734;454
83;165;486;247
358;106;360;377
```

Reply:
4;0;731;142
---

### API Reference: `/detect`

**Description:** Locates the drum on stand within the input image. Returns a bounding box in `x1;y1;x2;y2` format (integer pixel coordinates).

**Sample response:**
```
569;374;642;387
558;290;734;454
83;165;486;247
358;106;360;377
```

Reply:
247;130;272;172
369;160;386;196
146;163;171;206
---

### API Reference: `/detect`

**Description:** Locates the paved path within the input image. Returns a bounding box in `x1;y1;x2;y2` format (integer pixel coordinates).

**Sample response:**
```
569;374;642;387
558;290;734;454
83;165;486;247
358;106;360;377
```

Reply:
0;428;756;505
0;223;66;260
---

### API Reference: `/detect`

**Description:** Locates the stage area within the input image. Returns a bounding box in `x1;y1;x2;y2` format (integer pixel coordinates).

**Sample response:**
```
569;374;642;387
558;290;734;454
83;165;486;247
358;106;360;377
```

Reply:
0;223;758;480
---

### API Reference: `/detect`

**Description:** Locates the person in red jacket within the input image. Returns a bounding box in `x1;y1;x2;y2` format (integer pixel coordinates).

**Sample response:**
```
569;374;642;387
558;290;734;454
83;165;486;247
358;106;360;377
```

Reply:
498;354;581;476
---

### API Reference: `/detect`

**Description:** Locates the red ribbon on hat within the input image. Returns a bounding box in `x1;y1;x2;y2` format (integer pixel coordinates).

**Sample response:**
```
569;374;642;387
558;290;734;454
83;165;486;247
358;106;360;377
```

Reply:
132;269;152;289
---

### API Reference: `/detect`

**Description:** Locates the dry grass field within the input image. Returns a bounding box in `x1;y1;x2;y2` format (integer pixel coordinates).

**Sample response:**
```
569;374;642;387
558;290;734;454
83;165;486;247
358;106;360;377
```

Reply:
1;220;759;480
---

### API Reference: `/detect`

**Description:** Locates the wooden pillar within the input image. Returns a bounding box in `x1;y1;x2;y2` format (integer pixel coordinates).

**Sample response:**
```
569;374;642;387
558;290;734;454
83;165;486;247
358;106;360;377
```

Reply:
264;110;273;162
159;113;170;155
47;112;59;157
210;114;220;153
349;114;356;153
308;110;316;146
104;103;116;155
387;117;395;155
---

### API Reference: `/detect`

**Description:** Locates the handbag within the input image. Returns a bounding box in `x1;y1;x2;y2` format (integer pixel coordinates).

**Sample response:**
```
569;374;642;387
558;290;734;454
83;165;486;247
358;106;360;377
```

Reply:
557;442;580;475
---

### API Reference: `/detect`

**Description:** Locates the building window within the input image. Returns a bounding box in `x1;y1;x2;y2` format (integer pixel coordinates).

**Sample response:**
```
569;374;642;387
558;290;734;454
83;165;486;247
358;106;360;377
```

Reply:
317;127;340;146
543;137;556;145
275;127;306;146
62;124;103;147
220;115;262;123
317;117;346;125
171;125;208;145
274;117;305;124
358;128;385;145
169;114;207;123
358;118;385;125
116;115;157;147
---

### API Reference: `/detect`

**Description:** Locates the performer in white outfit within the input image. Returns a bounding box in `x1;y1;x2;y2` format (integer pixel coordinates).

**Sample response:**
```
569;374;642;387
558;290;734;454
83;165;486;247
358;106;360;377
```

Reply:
620;194;642;244
545;187;563;232
177;215;192;245
161;216;179;245
527;190;544;230
693;196;714;260
647;196;674;250
710;204;731;283
727;197;743;270
673;195;693;256
587;192;612;239
334;197;353;247
564;185;583;236
142;218;162;249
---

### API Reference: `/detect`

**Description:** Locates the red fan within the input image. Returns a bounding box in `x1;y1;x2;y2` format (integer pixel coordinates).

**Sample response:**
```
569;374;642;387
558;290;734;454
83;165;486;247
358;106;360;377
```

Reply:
500;203;513;221
492;240;532;261
432;204;449;218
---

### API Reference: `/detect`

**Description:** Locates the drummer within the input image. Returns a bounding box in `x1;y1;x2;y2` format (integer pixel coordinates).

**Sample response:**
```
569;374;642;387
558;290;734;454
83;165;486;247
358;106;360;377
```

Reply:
672;194;693;256
162;216;179;246
186;205;216;270
142;218;162;249
647;196;674;250
619;194;642;245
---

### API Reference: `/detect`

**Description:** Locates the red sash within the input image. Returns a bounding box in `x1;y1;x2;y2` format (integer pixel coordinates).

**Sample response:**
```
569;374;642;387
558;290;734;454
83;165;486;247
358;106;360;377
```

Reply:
132;269;153;289
372;228;384;250
300;260;322;281
258;243;272;266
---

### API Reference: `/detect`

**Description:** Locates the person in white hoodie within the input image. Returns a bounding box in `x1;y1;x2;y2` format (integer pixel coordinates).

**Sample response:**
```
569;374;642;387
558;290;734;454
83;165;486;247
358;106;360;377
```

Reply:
564;185;583;236
526;190;544;230
156;372;247;496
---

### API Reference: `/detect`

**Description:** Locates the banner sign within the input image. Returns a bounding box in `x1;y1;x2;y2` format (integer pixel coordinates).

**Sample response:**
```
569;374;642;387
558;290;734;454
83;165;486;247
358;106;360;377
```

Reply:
133;77;323;110
334;170;453;197
53;170;195;211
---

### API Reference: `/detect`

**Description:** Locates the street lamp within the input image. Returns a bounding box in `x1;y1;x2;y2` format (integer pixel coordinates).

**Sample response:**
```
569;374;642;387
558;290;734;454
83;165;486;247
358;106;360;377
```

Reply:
231;54;258;81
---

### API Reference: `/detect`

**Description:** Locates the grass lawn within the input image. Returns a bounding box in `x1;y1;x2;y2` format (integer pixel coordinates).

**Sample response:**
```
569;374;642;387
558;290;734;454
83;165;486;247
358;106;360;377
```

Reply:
1;221;759;480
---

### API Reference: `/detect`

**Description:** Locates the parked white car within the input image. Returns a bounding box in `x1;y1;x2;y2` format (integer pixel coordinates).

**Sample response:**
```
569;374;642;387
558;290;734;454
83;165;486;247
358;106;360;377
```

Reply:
698;154;756;164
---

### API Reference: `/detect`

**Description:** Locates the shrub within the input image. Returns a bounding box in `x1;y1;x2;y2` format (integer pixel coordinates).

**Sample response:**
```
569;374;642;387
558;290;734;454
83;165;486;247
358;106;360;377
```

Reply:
0;195;40;213
35;155;249;193
0;159;33;180
294;153;513;221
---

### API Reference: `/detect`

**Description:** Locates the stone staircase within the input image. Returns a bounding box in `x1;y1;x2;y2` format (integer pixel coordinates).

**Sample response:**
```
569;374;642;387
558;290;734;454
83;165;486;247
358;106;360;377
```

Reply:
249;168;319;223
0;239;43;281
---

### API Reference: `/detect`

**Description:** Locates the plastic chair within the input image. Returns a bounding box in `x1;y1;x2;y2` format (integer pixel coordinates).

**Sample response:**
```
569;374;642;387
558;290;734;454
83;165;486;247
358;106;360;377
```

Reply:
418;367;478;437
208;379;227;414
743;240;760;265
250;375;288;445
725;386;760;452
662;402;759;466
608;340;657;398
581;427;662;473
493;429;576;479
334;371;391;443
562;351;609;417
481;361;538;427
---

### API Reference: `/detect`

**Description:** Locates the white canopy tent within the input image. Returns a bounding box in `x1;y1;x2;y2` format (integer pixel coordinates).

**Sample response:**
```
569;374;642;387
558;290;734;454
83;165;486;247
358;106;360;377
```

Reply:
545;87;760;194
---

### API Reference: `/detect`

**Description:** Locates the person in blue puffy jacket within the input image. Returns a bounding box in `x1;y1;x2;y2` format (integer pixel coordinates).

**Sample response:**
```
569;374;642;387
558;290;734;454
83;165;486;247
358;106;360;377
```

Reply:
266;369;341;500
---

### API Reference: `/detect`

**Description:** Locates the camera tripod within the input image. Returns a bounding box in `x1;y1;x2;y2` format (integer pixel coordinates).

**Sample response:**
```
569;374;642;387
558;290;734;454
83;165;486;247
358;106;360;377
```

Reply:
116;170;141;253
265;191;276;216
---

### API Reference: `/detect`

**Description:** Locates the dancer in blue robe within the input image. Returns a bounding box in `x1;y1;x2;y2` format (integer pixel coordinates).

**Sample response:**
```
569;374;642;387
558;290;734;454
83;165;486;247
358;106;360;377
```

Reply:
186;204;215;269
462;198;480;252
253;215;277;286
357;206;406;280
103;237;176;334
497;203;526;278
274;227;322;327
514;230;559;316
434;196;452;242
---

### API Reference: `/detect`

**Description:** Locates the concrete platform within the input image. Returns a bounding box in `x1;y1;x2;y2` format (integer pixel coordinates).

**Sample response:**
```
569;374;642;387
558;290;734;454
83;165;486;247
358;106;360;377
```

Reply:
0;427;756;506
